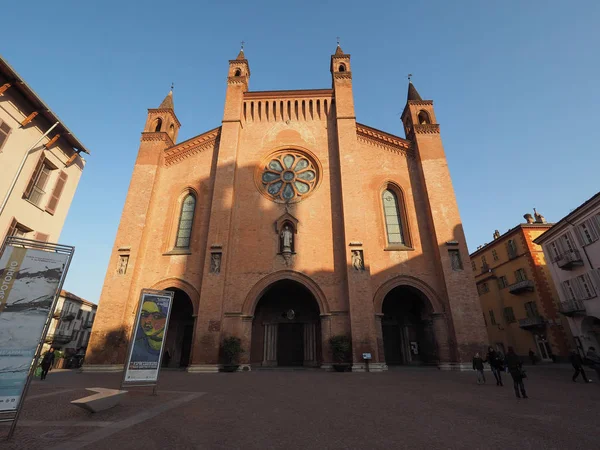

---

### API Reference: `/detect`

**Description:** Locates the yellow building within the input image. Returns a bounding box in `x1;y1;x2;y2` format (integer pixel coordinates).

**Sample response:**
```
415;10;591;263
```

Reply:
0;56;89;244
470;211;572;362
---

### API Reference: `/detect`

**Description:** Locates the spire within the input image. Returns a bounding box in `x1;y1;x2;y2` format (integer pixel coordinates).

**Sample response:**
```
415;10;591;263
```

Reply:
236;41;245;60
159;86;174;109
334;37;345;55
407;80;422;102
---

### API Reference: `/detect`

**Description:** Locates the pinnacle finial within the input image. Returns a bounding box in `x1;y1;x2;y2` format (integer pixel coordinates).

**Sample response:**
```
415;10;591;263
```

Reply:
170;82;174;91
408;73;412;82
336;36;340;47
241;40;245;51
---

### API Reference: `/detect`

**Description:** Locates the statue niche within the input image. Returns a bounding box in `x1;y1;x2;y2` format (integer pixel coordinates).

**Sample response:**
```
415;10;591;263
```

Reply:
275;212;299;266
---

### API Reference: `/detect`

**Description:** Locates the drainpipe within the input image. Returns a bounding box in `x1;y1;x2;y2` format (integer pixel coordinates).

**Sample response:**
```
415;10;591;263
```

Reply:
0;121;59;217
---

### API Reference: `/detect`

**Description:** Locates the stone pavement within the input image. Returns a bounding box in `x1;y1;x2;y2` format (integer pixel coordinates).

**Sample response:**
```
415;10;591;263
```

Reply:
2;365;599;449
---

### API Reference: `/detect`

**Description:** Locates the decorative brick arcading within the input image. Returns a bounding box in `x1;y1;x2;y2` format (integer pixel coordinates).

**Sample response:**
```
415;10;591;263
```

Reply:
141;132;174;147
164;127;221;166
356;123;413;158
333;72;352;80
414;124;440;134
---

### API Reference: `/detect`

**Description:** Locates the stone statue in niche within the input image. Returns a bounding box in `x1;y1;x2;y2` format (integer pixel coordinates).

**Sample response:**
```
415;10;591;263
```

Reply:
352;250;364;271
210;253;221;274
280;225;293;253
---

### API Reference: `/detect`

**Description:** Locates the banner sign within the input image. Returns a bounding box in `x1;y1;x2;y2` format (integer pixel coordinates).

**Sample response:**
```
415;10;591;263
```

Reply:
123;290;174;384
0;246;69;412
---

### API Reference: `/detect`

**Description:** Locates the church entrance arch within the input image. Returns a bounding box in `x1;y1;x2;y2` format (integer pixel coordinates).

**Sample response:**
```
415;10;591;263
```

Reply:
381;285;438;366
250;279;322;367
163;288;195;368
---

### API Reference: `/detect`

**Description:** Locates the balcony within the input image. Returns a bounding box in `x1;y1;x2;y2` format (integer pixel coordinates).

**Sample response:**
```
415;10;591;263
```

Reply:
555;250;584;270
559;299;586;316
45;333;73;344
519;316;546;329
509;279;535;295
83;320;94;329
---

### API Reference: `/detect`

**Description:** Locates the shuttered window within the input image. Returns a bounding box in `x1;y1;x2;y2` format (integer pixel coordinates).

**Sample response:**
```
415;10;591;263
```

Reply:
503;307;516;323
45;170;68;215
175;194;196;248
577;274;596;299
578;219;600;245
0;120;11;151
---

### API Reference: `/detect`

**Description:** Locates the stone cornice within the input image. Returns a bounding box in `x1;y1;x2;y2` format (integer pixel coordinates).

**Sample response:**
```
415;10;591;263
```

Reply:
407;100;434;106
331;54;350;59
164;127;221;166
333;72;352;80
141;132;174;147
148;108;182;127
356;123;413;158
414;124;440;134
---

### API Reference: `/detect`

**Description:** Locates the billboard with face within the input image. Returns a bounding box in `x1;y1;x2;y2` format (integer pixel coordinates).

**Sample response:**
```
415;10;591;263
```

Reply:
124;291;174;383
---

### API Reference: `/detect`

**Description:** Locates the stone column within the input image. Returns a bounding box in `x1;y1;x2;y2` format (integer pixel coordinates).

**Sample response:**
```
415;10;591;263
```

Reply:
431;313;452;367
303;322;317;366
263;323;278;366
320;314;332;369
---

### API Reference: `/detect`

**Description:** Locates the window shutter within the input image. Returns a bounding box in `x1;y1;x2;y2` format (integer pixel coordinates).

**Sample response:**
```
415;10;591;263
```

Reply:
572;228;585;246
560;282;571;301
3;218;18;243
585;274;597;297
572;278;585;300
586;219;599;241
23;153;45;199
33;232;49;242
45;170;68;215
0;120;11;151
590;269;600;292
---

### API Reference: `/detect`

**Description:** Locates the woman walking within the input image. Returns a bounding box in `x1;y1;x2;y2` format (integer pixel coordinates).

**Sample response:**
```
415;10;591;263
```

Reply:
486;346;503;386
505;347;527;399
40;348;55;381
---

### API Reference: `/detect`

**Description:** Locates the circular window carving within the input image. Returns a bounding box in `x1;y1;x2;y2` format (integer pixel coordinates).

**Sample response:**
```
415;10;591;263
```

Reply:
258;150;319;203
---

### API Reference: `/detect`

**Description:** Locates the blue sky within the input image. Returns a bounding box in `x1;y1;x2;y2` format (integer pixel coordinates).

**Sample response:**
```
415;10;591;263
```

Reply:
2;1;599;303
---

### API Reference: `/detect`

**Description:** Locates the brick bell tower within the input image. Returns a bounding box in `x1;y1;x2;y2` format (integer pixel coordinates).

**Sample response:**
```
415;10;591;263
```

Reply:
330;44;381;370
401;80;487;367
85;89;180;368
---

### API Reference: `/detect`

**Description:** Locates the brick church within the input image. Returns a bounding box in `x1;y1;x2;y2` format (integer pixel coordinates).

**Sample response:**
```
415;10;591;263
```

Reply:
85;45;487;372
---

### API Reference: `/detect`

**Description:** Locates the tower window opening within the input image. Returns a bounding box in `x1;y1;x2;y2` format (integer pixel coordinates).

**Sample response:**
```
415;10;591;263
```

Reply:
417;111;430;125
338;64;346;72
234;69;241;77
153;118;163;132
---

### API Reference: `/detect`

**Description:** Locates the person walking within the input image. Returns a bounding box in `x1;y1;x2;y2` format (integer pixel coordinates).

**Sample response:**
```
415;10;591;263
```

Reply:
473;353;486;384
528;349;536;365
570;349;590;383
586;346;600;380
486;346;503;386
40;348;55;381
505;347;528;399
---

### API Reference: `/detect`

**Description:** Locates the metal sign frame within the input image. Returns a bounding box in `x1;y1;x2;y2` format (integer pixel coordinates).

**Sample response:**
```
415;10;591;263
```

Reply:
120;288;174;394
0;236;74;440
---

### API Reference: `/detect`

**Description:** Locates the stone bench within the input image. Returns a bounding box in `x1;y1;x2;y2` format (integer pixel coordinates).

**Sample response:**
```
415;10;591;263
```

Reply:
71;387;128;413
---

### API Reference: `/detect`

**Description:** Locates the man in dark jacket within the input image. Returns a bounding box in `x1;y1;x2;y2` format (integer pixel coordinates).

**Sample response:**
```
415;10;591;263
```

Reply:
40;348;55;381
486;346;503;386
473;353;486;384
570;349;590;383
505;347;528;398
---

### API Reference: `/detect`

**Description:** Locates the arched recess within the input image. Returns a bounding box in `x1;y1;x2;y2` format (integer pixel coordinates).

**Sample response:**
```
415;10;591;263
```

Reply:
242;270;330;316
153;117;163;132
373;275;444;315
151;277;200;317
166;187;200;251
417;110;431;124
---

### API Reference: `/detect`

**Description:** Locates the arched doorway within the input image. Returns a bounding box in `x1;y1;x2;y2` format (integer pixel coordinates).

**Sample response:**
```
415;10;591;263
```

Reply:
251;279;322;367
163;288;194;368
381;286;437;365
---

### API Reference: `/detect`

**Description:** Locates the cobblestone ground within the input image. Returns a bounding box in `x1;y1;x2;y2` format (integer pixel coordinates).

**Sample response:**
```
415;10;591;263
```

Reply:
1;366;599;449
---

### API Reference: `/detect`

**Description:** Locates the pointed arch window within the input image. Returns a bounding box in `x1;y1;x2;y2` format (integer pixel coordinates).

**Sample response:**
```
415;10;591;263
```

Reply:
382;189;406;246
175;194;196;248
153;118;163;132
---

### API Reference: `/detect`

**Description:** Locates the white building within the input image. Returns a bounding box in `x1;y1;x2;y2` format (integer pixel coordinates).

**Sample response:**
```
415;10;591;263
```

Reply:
44;290;97;365
534;192;600;355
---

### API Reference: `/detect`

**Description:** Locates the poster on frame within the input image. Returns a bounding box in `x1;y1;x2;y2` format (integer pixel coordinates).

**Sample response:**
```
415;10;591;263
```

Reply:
0;242;71;412
123;289;174;384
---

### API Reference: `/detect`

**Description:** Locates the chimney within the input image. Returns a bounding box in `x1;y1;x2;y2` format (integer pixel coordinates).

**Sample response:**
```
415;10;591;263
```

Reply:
524;213;534;224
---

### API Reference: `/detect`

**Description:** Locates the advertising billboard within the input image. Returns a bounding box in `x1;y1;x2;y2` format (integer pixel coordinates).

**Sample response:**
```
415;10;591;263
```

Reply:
123;290;174;384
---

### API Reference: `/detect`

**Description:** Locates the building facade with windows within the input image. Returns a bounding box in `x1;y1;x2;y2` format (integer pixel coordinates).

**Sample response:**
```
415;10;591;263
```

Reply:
86;46;487;372
534;192;600;356
470;212;572;361
43;290;97;365
0;56;89;244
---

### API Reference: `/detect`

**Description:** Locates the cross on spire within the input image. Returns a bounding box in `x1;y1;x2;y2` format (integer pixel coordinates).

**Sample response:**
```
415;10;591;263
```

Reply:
171;82;174;91
336;36;340;47
241;40;245;51
408;73;412;82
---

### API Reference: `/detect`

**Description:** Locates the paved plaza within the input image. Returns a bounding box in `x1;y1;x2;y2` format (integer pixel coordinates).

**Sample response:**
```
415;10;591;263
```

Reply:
2;366;599;449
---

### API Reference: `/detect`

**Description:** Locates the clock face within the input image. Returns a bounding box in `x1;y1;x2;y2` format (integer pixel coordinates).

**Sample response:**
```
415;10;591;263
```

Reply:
286;309;296;320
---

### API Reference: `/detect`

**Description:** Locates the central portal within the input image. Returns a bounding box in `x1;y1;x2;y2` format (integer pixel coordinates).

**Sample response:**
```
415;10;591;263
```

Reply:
251;279;321;367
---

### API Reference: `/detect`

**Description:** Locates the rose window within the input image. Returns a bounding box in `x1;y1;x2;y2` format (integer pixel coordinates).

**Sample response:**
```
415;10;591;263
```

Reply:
260;151;318;202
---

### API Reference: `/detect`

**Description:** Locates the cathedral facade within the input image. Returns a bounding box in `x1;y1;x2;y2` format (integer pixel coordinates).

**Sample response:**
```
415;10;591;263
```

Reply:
85;46;487;372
